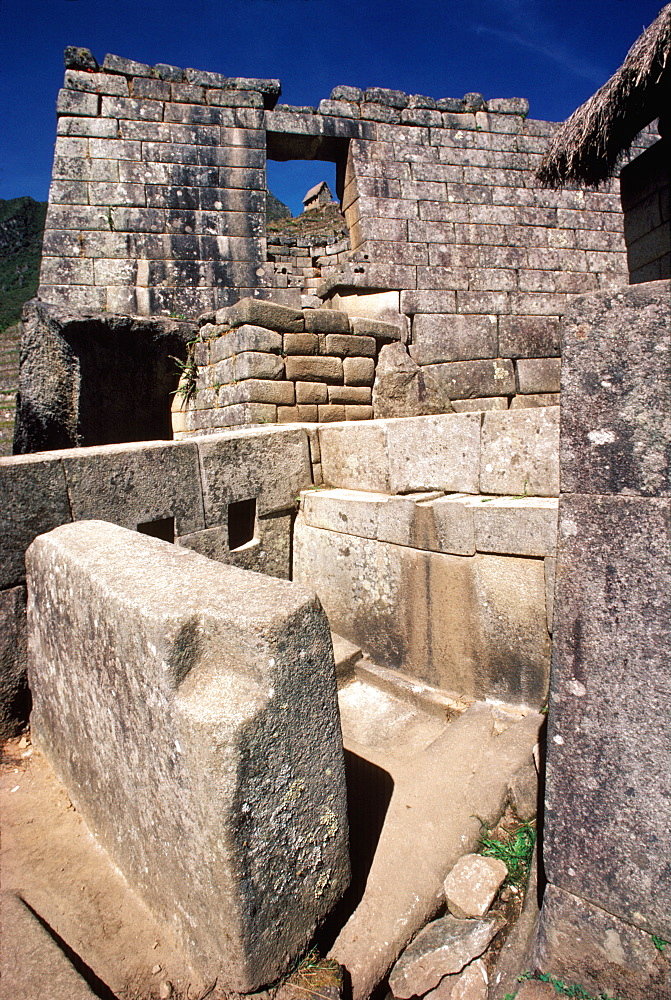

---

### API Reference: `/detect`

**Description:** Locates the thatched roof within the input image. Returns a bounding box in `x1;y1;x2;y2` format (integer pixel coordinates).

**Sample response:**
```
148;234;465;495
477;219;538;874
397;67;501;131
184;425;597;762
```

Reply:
537;3;671;188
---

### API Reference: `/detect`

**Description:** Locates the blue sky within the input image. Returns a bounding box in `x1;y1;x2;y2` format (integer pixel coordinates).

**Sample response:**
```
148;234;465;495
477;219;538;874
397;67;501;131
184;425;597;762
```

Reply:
0;0;664;214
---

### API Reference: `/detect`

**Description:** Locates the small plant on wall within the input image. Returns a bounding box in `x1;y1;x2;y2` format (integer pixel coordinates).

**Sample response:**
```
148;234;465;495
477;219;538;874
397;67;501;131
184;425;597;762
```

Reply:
170;346;199;409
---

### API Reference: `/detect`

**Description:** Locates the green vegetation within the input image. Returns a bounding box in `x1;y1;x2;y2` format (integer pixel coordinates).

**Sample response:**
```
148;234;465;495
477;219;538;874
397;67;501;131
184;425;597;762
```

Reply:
0;197;47;333
507;970;620;999
479;820;536;888
652;934;667;953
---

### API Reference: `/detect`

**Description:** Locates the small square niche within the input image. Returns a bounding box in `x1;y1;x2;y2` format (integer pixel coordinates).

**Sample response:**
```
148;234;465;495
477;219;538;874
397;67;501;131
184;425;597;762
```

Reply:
228;498;257;551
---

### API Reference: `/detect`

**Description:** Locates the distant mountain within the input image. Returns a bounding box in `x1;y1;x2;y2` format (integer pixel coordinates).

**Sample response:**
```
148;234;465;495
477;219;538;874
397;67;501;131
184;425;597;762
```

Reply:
266;190;292;223
0;197;47;333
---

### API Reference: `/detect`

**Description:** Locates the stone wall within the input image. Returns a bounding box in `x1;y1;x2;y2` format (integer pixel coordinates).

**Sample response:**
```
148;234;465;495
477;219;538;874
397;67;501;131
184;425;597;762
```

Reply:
0;425;314;738
40;52;280;316
36;52;657;426
294;408;559;707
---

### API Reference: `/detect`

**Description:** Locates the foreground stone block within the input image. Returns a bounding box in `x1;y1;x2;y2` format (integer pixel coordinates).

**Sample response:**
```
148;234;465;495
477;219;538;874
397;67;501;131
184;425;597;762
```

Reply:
545;493;671;937
560;280;671;496
480;407;560;497
27;522;349;992
535;885;670;1000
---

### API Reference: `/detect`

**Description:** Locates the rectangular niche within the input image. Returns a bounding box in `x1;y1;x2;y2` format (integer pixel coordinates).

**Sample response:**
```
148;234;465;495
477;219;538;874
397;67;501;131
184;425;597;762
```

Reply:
228;498;257;551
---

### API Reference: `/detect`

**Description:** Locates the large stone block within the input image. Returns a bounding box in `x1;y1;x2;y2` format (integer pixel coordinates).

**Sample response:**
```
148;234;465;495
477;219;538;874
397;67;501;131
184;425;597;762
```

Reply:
473;497;558;557
535;885;670;1000
411;314;498;365
27;521;349;991
480;407;560;496
319;421;391;492
217;297;304;332
294;519;550;706
545;493;671;937
372;343;456;419
0;454;72;589
0;586;28;741
386;413;481;493
561;280;671;496
61;440;204;535
197;426;312;521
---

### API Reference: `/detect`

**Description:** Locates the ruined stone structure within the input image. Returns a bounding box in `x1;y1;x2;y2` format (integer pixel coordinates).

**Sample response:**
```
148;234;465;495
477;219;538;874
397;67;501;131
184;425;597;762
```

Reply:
26;48;656;445
2;19;671;999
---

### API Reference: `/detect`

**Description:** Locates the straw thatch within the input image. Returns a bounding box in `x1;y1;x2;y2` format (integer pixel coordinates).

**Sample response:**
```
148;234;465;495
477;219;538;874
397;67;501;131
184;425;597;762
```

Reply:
537;3;671;188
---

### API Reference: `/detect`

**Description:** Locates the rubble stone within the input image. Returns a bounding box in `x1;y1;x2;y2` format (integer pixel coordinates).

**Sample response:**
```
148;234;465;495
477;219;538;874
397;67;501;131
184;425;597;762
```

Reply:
443;854;508;918
388;915;501;998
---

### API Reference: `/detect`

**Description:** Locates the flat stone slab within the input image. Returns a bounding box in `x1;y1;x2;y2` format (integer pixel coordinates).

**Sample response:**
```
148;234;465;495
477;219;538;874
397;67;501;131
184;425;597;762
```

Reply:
389;913;502;997
27;521;349;992
330;692;542;1000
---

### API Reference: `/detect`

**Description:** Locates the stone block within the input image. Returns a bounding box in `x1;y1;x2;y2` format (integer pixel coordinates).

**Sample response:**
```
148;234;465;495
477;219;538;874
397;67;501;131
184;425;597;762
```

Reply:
319;421;390;492
284;333;319;356
411;314;498;365
430;495;479;555
509;393;559;409
303;309;350;333
344;357;375;386
443;854;508;918
452;397;508;412
345;404;373;420
302;488;384;541
296;381;329;404
210;325;283;361
27;521;349;991
328;386;372;405
0;586;28;741
217;297;304;332
349;316;402;340
234;379;295;405
498;316;561;358
318;404;347;422
473;497;558;557
372;343;456;419
285;356;343;384
234;351;284;381
61;440;204;535
420;359;515;400
535;885;670;1000
387;413;481;494
545;493;671;938
56;88;99;116
293;524;550;705
480;408;560;497
102;53;153;76
325;334;376;358
516;358;561;394
560;280;671;497
197;426;312;520
388;915;501;998
0;454;72;589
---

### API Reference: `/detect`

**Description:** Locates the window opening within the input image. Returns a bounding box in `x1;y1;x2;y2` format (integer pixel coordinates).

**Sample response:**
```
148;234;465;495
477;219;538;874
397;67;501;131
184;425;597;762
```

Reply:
228;498;257;551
